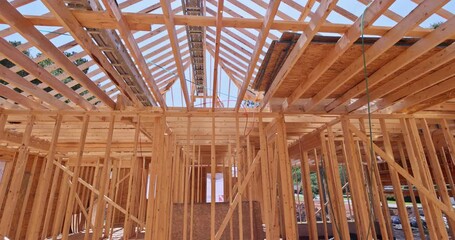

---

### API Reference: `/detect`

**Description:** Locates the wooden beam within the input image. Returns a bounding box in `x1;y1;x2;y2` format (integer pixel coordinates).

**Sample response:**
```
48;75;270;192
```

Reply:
61;115;89;240
100;0;166;109
0;2;115;108
0;115;34;236
0;84;47;110
41;0;149;107
0;10;441;39
385;76;455;113
0;37;94;110
348;122;455;222
235;0;281;111
358;43;455;113
214;150;261;240
211;0;224;110
282;0;394;111
379;119;413;239
0;64;70;110
26;115;62;239
158;0;191;109
334;15;455;112
260;0;338;110
305;0;449;112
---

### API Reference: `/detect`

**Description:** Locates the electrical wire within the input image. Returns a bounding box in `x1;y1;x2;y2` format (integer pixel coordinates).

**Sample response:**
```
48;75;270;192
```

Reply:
360;2;378;240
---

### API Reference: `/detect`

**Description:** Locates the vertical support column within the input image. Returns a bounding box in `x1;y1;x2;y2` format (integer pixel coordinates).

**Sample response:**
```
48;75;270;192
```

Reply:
0;113;11;205
15;155;39;240
211;115;217;239
358;118;392;240
420;118;455;237
401;118;448;239
300;148;317;239
314;148;329;240
440;119;455;163
276;116;298;239
341;118;373;239
183;117;191;240
105;160;120;238
124;115;142;239
227;139;234;240
0;114;35;237
246;135;254;240
146;116;167;239
93;114;115;239
61;114;90;240
379;119;413;239
321;126;350;240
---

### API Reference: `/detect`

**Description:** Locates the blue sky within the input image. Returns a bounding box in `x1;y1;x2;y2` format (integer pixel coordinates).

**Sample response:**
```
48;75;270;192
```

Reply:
2;0;454;108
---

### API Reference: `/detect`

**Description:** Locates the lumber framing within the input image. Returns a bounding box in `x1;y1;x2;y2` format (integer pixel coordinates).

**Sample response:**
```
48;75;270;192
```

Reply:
1;1;455;239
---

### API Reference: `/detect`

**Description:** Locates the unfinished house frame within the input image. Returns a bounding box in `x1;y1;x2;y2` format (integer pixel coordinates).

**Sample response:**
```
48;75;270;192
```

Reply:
0;0;454;239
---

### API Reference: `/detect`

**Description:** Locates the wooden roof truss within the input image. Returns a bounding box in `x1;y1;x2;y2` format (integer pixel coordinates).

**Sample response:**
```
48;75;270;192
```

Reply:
0;0;453;113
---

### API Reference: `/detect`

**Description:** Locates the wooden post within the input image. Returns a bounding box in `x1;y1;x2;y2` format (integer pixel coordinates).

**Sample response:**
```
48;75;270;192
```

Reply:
341;118;372;239
358;118;392;240
397;142;426;239
276;116;298;239
401;118;447;239
94;115;115;239
300;148;318;239
440;119;455;164
15;154;39;240
246;135;255;240
27;114;63;239
84;158;101;240
321;126;350;240
0;153;14;215
314;148;329;240
0;115;35;237
211;115;217;239
124;115;141;239
420;118;455;237
61;114;90;240
258;117;273;239
227;139;234;240
214;151;261;240
104;159;120;237
379;119;413;239
183;117;191;240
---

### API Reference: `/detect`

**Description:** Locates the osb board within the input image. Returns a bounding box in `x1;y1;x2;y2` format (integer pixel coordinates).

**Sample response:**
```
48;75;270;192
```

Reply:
253;32;300;92
171;201;264;240
272;35;450;100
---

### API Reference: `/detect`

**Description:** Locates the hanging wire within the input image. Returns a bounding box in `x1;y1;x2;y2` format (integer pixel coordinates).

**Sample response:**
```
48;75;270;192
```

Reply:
360;2;378;240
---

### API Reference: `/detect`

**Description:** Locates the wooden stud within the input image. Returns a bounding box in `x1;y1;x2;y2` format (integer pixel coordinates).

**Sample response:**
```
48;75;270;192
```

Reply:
26;114;63;239
0;115;34;236
61;115;90;240
300;148;318;239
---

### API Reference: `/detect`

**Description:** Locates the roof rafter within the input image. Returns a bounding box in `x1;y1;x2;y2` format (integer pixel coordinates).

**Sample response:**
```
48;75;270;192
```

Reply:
281;0;394;111
375;61;455;112
0;37;94;110
341;16;455;113
159;0;191;109
235;0;282;111
260;0;339;110
100;0;167;109
0;1;115;109
0;64;70;110
0;84;47;110
304;0;450;112
211;0;224;110
385;76;455;113
41;0;152;107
